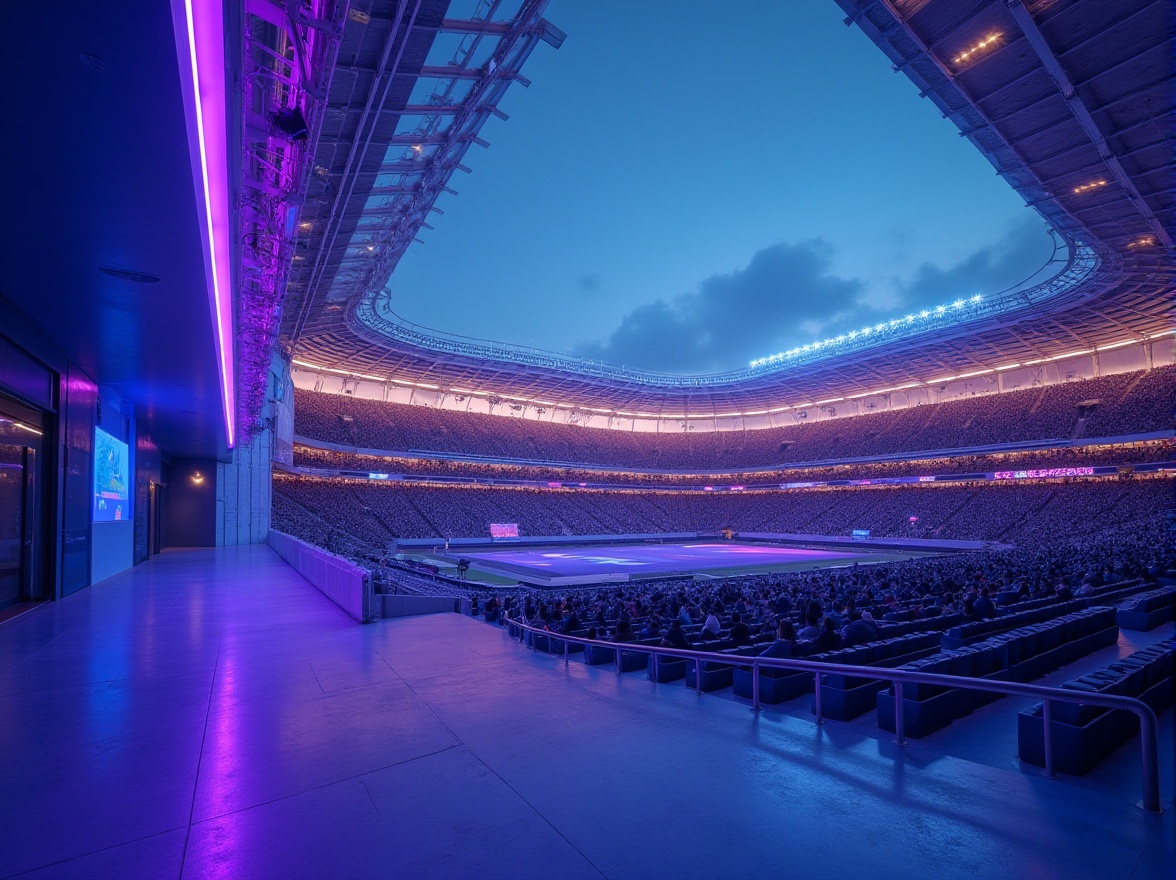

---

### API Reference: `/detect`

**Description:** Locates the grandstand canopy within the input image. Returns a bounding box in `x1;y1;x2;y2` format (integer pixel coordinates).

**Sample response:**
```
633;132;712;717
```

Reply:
286;0;1172;419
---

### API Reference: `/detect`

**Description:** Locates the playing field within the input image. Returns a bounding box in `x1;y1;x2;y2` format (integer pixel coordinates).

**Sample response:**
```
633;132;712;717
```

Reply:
442;541;925;586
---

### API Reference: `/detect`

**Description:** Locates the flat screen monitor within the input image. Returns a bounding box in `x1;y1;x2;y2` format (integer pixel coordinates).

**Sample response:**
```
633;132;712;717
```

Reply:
93;427;130;522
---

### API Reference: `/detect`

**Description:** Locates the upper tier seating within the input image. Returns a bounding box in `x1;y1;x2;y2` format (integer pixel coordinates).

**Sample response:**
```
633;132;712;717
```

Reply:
293;365;1176;470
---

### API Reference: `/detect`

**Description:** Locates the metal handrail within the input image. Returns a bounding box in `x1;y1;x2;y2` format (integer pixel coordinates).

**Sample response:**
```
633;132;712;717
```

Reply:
503;615;1164;813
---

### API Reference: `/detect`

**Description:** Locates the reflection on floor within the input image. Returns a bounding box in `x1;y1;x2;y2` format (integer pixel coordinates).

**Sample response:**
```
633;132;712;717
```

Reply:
0;545;1171;879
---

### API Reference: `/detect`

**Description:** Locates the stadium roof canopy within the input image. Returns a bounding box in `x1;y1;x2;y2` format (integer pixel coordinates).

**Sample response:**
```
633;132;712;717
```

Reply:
280;0;1173;418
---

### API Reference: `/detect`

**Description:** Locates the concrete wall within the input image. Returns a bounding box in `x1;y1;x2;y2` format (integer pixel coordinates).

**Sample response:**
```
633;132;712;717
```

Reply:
381;595;464;618
215;354;287;546
216;428;271;546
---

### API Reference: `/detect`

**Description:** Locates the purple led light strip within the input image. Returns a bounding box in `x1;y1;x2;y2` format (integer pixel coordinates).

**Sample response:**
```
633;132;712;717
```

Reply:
181;0;236;448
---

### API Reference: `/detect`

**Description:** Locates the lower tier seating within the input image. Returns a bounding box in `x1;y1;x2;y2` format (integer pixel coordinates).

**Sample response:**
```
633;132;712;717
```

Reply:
1115;586;1176;631
1018;639;1175;774
876;606;1120;739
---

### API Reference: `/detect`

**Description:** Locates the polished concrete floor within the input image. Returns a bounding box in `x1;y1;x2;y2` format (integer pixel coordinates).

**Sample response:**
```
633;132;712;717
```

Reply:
0;546;1171;879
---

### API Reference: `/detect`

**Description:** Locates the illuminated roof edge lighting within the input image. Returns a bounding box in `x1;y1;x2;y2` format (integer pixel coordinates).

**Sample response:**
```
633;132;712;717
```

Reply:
291;329;1173;423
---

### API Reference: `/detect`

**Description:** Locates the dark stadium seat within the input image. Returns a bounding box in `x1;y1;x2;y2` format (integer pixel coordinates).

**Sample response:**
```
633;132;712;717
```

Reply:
1018;639;1175;775
878;607;1120;738
1115;586;1176;631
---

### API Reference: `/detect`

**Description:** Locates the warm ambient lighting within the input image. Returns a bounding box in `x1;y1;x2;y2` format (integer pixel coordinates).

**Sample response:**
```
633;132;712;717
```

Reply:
178;0;236;448
291;329;1173;423
1072;179;1107;194
953;33;1001;66
0;419;44;436
1127;236;1155;249
191;472;204;485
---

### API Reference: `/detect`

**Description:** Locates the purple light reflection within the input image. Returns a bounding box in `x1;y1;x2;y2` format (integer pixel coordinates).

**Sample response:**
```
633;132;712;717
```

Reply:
460;542;871;579
202;647;242;867
177;0;236;448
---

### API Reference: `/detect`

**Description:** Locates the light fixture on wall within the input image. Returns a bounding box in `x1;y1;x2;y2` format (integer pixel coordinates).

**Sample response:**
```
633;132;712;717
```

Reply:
191;472;204;485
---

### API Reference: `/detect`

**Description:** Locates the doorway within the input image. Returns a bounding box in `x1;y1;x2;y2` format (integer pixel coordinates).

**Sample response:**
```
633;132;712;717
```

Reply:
148;481;164;556
0;393;46;609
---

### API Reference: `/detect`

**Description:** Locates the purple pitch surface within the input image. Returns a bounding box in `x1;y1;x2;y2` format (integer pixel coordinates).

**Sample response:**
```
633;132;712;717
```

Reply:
459;542;873;579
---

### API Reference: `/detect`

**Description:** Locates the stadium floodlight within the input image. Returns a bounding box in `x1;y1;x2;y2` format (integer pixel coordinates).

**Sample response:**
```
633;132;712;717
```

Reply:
746;292;988;370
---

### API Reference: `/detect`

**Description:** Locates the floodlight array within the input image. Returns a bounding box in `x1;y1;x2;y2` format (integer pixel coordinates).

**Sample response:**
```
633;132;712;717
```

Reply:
346;239;1105;394
748;296;984;370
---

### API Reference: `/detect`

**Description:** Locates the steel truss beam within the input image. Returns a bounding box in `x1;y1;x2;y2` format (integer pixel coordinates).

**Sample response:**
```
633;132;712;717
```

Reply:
1005;0;1173;249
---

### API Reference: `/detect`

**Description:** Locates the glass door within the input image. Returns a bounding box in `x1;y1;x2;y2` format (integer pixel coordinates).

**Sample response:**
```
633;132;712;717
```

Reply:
0;393;45;607
0;443;22;609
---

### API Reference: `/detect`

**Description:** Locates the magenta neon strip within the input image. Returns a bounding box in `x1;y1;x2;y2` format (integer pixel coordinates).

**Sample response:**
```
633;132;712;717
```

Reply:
993;467;1095;480
182;0;236;448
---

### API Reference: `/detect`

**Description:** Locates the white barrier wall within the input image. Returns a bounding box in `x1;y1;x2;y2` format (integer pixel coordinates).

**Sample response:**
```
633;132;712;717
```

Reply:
268;529;374;623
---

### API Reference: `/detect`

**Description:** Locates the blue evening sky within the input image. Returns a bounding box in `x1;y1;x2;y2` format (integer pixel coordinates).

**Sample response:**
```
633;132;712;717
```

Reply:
386;0;1055;375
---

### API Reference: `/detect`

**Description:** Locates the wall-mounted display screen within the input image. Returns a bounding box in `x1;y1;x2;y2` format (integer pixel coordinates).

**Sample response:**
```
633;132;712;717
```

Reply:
93;427;129;522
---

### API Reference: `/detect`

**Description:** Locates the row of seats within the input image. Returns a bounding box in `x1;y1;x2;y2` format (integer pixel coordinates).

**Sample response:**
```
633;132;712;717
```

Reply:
992;577;1143;613
696;631;946;699
512;603;1172;778
940;599;1089;648
876;606;1120;738
1018;638;1175;774
938;579;1157;648
1116;585;1176;631
801;632;944;719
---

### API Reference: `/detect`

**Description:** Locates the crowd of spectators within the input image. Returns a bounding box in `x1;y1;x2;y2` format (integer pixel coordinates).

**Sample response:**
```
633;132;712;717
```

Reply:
465;514;1175;657
279;367;1175;639
293;365;1175;471
291;439;1173;487
272;472;1173;547
272;463;1175;664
